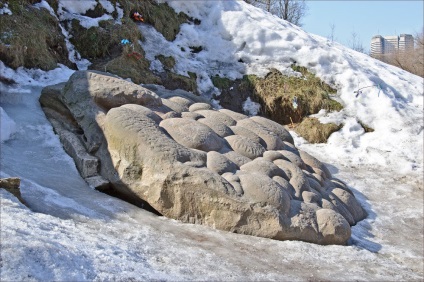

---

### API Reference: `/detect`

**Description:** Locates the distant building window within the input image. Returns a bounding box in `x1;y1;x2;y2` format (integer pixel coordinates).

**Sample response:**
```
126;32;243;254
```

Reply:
370;34;414;57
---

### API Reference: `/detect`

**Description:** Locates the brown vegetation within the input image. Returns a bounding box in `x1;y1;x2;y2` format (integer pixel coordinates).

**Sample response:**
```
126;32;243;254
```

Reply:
214;66;343;125
0;0;74;70
294;117;342;143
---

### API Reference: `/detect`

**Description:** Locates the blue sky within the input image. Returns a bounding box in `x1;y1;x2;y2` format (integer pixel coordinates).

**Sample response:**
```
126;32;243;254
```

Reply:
302;1;424;53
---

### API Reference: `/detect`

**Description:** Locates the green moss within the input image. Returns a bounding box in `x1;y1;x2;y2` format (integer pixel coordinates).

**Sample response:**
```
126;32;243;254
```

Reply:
70;19;142;60
294;117;342;143
211;76;233;89
0;2;74;70
116;0;188;41
83;2;107;18
156;54;175;71
102;54;161;85
161;72;198;94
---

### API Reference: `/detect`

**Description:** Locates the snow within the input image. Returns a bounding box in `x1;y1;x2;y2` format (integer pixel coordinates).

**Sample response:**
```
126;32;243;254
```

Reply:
57;0;120;29
0;107;16;142
0;3;12;15
58;0;98;15
1;0;423;280
242;97;261;116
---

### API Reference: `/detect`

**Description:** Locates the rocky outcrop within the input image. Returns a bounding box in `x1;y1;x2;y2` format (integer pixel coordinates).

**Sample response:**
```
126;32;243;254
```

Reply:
40;70;366;245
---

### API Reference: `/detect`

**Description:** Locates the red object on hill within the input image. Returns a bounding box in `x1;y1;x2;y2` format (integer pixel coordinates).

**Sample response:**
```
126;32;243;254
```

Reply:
127;52;143;60
132;12;144;22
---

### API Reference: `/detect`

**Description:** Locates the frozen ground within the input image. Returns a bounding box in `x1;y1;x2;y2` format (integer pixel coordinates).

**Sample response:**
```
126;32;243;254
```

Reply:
1;0;423;280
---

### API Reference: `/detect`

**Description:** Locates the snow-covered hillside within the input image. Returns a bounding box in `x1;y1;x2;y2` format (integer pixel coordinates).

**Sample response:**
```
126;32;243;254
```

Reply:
1;0;423;280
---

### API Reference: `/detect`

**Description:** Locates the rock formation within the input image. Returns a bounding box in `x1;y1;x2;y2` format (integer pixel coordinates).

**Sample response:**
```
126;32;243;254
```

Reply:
39;70;366;245
0;177;25;205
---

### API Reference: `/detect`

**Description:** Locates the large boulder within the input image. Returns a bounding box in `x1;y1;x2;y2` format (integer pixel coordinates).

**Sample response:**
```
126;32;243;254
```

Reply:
40;71;366;245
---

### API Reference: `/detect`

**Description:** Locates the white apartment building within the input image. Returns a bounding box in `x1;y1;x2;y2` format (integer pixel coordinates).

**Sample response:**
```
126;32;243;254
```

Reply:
370;34;414;57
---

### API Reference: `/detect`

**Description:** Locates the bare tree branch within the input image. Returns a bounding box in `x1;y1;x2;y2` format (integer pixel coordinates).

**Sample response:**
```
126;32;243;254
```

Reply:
244;0;308;27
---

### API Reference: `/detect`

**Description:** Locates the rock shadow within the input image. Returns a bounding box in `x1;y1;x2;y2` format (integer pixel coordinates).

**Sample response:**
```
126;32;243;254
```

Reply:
346;184;381;253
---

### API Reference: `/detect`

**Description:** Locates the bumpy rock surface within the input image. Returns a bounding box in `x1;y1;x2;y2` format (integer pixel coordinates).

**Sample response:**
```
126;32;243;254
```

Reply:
40;71;366;245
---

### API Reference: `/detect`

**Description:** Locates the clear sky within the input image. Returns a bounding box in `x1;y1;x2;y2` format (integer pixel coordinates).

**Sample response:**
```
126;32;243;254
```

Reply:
302;1;424;53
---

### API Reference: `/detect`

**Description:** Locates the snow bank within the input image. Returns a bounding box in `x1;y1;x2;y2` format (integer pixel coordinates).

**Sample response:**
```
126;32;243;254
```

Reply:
0;107;16;142
57;0;121;29
242;97;261;116
0;61;74;87
0;3;12;15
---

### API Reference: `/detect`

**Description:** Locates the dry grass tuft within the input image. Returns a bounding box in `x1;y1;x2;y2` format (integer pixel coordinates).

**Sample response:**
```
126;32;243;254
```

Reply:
294;117;342;143
0;1;74;70
213;66;343;125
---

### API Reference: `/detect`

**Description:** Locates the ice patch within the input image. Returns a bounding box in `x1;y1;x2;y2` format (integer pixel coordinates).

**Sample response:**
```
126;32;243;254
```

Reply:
58;0;97;14
0;62;74;87
0;107;17;143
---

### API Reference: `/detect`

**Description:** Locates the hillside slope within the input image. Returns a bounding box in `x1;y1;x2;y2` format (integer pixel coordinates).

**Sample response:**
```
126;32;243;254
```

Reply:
1;0;422;173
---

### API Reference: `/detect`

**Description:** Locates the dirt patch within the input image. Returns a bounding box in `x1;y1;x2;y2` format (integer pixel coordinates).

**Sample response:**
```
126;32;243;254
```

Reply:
358;120;375;133
0;1;75;70
0;177;26;205
294;117;342;143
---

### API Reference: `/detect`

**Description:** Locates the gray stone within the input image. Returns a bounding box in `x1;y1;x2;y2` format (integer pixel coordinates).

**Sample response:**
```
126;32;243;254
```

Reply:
316;209;351;245
207;151;239;174
39;70;365;246
85;175;111;191
199;118;234;137
181;111;204;120
237;118;285;150
222;151;252;167
240;158;287;179
196;110;237;126
161;111;182;119
331;188;366;222
230;125;266;147
263;151;286;162
162;98;189;113
250;115;294;144
322;191;355;225
0;177;25;205
299;150;332;179
59;130;99;178
302;191;322;205
189;103;213;112
273;159;311;199
160;118;224;152
224;135;265;159
167;96;194;108
221;172;243;196
238;173;290;215
279;150;306;169
218;109;248;121
272;176;295;199
65;71;162;110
